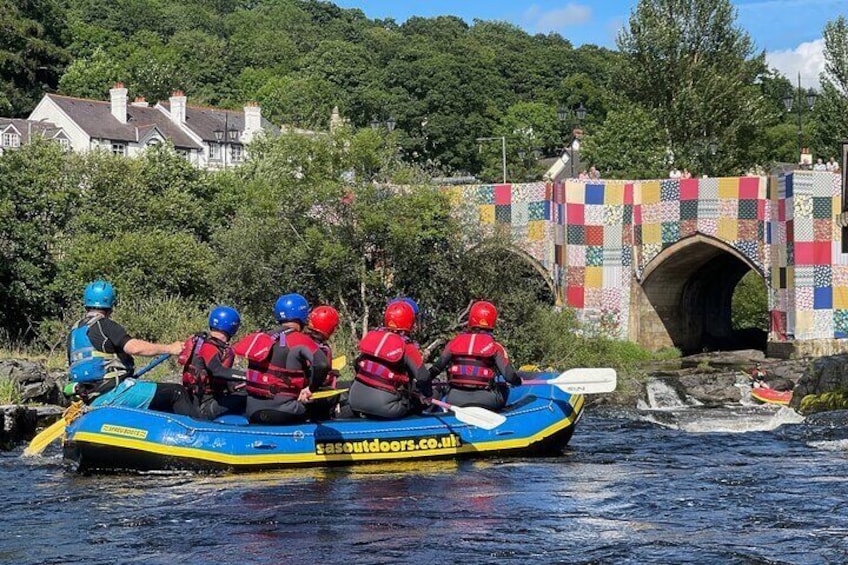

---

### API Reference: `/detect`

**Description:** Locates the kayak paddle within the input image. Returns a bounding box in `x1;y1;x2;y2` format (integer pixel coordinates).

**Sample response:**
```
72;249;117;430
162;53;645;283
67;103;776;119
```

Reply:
22;353;172;457
331;355;346;371
424;397;506;430
522;368;617;394
311;388;347;400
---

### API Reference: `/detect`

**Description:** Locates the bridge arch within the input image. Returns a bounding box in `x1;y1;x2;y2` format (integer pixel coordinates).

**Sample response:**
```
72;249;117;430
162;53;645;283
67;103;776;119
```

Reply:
467;242;557;305
634;233;767;354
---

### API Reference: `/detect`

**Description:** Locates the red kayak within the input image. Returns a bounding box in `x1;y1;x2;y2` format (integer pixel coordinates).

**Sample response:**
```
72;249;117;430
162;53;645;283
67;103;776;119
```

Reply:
751;386;793;406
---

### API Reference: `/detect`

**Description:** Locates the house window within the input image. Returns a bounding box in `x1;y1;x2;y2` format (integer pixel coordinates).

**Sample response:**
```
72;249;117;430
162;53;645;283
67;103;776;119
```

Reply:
111;142;126;156
209;143;222;161
2;133;20;148
57;138;70;151
230;144;243;162
177;148;190;160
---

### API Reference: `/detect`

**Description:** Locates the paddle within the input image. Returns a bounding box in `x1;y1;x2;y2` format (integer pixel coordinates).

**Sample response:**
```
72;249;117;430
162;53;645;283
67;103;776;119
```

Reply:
331;355;346;371
311;388;347;400
22;354;171;457
521;367;617;394
422;396;507;430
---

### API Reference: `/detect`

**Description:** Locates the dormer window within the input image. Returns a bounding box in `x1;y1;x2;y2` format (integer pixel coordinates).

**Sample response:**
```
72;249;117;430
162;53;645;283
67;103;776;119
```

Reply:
2;132;20;147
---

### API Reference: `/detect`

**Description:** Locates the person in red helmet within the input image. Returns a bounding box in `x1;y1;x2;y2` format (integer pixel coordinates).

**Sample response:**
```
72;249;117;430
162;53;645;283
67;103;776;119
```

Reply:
304;305;341;421
348;300;431;419
429;300;520;410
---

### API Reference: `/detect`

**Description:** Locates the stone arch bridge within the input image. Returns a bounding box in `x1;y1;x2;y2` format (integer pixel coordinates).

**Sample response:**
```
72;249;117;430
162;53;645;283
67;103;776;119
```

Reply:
445;172;848;356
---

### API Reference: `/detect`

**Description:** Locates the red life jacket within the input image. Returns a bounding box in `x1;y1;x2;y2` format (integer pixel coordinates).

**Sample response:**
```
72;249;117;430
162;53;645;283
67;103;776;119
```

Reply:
355;329;410;393
234;329;310;399
446;332;499;389
179;333;234;396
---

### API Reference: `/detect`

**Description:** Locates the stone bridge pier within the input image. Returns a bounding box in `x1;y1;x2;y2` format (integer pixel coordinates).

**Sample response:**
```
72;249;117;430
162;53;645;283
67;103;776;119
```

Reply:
448;170;848;357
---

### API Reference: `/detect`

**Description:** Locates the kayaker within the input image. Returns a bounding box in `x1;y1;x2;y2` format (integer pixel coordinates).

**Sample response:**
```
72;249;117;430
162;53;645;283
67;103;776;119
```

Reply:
347;300;431;419
240;293;331;424
304;305;341;421
428;300;520;410
67;280;183;403
172;305;247;420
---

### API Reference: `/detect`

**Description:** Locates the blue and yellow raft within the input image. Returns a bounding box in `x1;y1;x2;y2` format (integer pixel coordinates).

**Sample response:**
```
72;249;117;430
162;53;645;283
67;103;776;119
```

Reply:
63;376;584;473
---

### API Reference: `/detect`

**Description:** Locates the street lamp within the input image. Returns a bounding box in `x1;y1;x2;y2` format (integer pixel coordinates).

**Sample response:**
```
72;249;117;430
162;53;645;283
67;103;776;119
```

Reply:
370;115;396;132
782;72;817;166
557;102;588;178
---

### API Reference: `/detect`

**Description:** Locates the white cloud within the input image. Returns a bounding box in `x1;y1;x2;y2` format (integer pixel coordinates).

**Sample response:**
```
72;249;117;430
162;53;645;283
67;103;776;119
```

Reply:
765;38;826;89
523;3;592;33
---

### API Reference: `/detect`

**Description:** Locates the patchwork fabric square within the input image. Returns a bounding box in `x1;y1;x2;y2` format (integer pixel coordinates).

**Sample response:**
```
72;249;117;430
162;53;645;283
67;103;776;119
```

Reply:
795;286;814;310
815;309;834;336
495;205;511;223
718;218;738;241
699;178;719;200
813;197;832;219
698;217;718;237
795;265;815;287
494;184;512;205
661;222;679;243
680;219;697;236
479;204;495;224
604;183;625;205
476;185;494;204
555;244;564;266
737;219;758;241
834;287;848;309
735;240;758;264
567;224;585;244
833;265;848;286
658;200;680;221
642;223;661;244
814;219;831;242
586;246;603;266
567;244;586;267
719;199;738;218
603;205;624;226
787;219;795;243
794;193;813;218
511;201;529;225
813;172;835;197
585;204;605;225
586;184;605;205
680;179;699;200
660;180;680;201
641;181;661;204
624;183;635;204
584;288;603;309
698;199;719;219
567;203;584;225
680;200;699;220
787;241;794;265
585;266;603;288
621;246;633;267
642;203;661;224
604;224;623;246
634;224;643;245
623;225;634;245
554;225;565;245
528;200;548;221
566;182;585;204
814;265;832;287
601;287;622;309
834;309;848;337
528;220;546;241
622;204;634;223
566;266;585;287
785;174;794;198
739;176;761;199
814;287;833;309
603;247;622;266
566;286;584;308
738;199;757;219
642;243;662;265
586;225;604;246
718;177;740;199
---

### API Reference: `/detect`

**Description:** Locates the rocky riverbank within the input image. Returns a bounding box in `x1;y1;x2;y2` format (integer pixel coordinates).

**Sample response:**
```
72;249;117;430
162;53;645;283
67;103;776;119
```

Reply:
3;350;848;450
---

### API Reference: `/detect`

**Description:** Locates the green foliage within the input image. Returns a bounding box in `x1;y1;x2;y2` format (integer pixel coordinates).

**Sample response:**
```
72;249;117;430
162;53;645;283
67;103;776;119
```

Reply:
581;101;668;179
0;377;22;404
58;48;123;100
799;390;848;415
811;16;848;159
731;271;769;330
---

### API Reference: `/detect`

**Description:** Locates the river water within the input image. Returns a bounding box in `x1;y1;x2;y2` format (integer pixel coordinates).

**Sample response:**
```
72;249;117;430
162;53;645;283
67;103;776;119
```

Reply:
2;402;847;565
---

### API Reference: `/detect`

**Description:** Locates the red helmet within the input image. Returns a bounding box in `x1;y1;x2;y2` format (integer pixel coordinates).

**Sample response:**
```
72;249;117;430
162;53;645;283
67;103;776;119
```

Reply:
384;300;415;332
307;305;340;339
468;300;498;330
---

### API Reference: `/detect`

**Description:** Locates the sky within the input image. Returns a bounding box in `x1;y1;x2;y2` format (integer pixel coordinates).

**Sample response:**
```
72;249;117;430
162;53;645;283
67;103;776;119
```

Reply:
333;0;848;88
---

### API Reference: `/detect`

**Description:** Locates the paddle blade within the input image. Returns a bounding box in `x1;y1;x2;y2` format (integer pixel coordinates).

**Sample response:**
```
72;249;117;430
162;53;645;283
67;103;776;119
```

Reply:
311;388;347;400
547;368;617;394
332;355;347;371
23;418;66;457
450;405;507;430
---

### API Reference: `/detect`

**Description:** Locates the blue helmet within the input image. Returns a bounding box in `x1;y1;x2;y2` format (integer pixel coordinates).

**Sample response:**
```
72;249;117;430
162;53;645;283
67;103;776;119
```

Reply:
274;293;310;324
209;305;241;337
391;297;420;316
83;280;116;309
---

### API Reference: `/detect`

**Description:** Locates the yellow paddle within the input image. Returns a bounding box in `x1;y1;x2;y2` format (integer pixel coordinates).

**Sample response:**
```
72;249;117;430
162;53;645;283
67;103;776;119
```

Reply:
331;355;346;371
22;400;83;457
312;388;348;400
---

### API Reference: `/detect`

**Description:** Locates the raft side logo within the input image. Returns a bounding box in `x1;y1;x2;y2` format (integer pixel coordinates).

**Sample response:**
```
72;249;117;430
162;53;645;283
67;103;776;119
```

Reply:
315;434;461;455
100;424;148;439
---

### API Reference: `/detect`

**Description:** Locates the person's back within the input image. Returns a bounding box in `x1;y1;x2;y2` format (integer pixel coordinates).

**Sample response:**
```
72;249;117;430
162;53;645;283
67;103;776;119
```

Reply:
429;300;520;410
348;300;430;419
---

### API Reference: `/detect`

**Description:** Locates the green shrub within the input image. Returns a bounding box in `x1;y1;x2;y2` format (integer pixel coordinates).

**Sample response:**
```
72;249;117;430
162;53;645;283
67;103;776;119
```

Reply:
799;390;848;415
0;377;21;404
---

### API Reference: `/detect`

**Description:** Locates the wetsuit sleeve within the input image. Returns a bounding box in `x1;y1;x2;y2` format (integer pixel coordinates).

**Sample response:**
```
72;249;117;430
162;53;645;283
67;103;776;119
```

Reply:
428;348;453;380
494;346;520;385
404;344;431;383
204;352;246;381
299;345;330;392
90;319;132;353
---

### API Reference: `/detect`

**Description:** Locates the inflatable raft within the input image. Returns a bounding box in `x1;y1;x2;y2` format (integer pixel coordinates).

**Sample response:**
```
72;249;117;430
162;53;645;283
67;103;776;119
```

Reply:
63;377;584;473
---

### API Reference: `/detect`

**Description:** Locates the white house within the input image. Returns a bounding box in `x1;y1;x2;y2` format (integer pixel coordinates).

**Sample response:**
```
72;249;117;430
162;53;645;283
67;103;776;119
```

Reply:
0;117;70;155
25;84;278;170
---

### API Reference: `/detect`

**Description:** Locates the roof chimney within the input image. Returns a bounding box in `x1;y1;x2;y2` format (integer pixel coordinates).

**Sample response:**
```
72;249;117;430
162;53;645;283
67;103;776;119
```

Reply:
330;106;343;133
131;96;148;107
243;101;261;142
110;83;127;124
169;90;187;124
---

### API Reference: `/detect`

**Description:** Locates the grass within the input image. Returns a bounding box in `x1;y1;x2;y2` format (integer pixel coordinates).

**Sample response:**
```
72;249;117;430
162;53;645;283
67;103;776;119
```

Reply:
0;377;22;404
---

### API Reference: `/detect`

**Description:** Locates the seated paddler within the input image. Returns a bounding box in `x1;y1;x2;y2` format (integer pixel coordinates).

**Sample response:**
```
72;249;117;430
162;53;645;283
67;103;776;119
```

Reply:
237;293;330;425
66;280;183;404
303;305;342;421
428;300;520;411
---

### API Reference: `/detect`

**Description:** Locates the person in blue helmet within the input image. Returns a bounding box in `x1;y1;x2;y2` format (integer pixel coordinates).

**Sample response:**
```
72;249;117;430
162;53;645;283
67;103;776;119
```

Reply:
235;293;330;424
165;305;248;420
67;280;183;403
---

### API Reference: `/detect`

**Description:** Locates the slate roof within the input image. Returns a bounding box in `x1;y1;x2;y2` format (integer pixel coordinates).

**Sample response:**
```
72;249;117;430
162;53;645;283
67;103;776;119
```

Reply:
46;94;202;150
159;102;279;142
0;118;66;144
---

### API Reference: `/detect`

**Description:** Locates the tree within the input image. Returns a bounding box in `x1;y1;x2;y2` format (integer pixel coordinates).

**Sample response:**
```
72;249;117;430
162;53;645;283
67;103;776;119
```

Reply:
811;16;848;159
617;0;769;174
581;101;668;179
58;47;122;99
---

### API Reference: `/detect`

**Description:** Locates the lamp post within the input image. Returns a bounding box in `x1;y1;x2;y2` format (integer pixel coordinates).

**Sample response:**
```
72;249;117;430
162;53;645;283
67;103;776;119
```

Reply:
782;72;817;166
476;136;507;183
557;102;587;178
370;115;396;132
213;113;239;170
